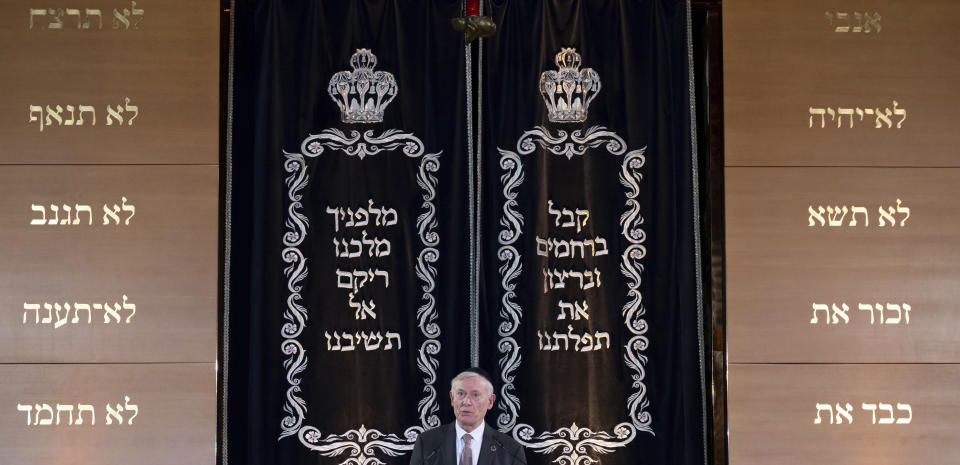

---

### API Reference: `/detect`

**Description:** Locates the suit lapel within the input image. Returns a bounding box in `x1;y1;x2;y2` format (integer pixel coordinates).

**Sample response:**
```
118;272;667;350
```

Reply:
442;423;457;465
477;423;496;465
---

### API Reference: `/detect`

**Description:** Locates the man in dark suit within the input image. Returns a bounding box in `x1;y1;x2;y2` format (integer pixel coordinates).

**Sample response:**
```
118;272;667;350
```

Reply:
409;369;527;465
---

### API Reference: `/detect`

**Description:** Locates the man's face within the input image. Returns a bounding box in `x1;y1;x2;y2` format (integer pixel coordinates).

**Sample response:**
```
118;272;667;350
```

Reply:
449;375;496;431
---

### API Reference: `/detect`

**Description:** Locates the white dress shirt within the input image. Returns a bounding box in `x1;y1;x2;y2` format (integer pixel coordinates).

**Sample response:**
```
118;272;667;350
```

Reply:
455;422;484;465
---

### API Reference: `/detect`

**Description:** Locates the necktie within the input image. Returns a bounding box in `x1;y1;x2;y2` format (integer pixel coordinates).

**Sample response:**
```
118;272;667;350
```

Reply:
460;434;473;465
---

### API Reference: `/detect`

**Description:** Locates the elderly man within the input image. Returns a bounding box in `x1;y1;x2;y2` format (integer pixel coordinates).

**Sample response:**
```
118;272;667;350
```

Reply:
410;369;526;465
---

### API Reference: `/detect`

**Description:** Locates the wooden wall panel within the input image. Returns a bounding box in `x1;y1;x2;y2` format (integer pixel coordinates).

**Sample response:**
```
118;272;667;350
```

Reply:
0;165;217;362
0;0;218;164
724;0;960;462
0;0;219;462
724;0;960;167
728;364;960;465
726;167;960;363
0;363;215;465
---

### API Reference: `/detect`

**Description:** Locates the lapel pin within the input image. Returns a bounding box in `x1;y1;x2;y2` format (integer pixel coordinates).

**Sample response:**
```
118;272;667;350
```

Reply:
490;446;497;452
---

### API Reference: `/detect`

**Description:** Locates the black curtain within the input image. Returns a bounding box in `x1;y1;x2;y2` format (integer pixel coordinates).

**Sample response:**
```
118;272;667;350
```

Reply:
478;2;706;465
227;1;706;465
226;1;470;464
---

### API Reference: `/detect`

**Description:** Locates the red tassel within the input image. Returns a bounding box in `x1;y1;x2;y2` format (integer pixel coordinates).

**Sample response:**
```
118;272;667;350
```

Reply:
465;0;479;17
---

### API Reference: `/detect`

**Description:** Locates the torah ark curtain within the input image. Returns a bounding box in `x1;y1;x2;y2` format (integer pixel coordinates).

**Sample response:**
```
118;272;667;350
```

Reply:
478;2;707;465
226;1;707;465
225;1;471;464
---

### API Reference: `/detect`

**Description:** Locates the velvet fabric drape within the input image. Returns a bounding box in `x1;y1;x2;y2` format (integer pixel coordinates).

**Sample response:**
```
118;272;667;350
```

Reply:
478;2;706;465
227;1;705;464
227;1;470;463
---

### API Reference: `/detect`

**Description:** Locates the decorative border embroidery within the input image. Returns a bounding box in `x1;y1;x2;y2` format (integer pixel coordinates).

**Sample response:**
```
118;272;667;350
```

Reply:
280;128;442;461
496;125;651;463
514;423;638;465
517;126;624;160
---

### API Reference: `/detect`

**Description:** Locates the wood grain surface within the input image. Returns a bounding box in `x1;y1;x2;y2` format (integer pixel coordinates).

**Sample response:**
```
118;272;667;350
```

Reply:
728;364;960;465
0;0;218;164
0;165;217;363
724;0;960;167
726;167;960;363
0;363;215;465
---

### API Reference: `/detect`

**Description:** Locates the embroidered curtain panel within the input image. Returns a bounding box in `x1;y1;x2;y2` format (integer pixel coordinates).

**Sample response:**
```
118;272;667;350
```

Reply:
226;1;471;463
479;2;706;465
225;1;705;465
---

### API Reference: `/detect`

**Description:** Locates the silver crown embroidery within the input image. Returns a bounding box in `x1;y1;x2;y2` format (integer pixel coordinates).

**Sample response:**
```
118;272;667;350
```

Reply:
539;48;601;123
328;49;398;123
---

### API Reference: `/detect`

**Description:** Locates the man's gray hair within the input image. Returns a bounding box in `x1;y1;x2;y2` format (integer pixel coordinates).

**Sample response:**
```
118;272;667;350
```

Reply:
450;370;494;396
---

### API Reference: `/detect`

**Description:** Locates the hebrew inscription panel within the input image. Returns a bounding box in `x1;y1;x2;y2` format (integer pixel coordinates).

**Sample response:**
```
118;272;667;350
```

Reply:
728;364;960;465
0;0;219;164
0;363;215;465
726;167;960;363
724;0;960;166
0;165;217;362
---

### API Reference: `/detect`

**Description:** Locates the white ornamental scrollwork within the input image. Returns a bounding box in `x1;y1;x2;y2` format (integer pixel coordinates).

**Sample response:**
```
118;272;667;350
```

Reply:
497;125;652;462
280;127;442;462
301;128;426;159
514;422;638;465
495;148;524;432
517;126;625;159
618;148;652;433
298;425;424;465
